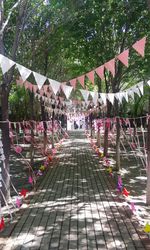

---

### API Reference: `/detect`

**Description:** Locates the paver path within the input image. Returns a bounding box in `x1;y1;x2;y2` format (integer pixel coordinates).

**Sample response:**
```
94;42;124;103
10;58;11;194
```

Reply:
1;132;150;250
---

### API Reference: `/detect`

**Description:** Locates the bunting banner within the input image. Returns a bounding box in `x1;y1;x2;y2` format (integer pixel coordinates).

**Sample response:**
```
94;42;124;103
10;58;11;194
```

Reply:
80;89;89;102
16;64;32;82
61;85;73;99
86;71;95;85
117;49;129;67
49;79;61;95
104;59;115;77
132;37;146;57
0;37;147;91
33;72;47;90
0;54;15;75
77;75;85;88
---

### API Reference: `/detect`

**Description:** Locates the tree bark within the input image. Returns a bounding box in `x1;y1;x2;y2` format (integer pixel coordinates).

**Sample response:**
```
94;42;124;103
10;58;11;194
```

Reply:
104;100;111;157
146;89;150;205
40;99;47;154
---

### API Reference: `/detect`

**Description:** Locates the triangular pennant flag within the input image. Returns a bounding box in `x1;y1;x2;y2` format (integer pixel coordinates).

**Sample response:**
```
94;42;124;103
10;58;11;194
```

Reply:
89;91;98;105
61;85;73;99
137;82;144;95
132;86;141;97
32;85;38;93
49;79;60;95
132;37;146;57
107;93;115;105
16;64;32;82
117;49;129;67
95;65;104;80
33;72;47;90
115;92;124;104
86;70;95;85
128;89;135;100
100;93;107;105
28;82;33;92
80;89;89;102
105;59;115;77
70;78;77;89
77;75;85;88
0;55;15;75
147;80;150;87
24;81;29;90
43;85;48;94
123;92;129;102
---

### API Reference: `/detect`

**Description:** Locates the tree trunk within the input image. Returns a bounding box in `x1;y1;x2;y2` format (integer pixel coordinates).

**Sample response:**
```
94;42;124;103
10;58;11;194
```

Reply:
0;84;10;205
40;99;47;154
146;90;150;205
51;110;55;148
29;92;34;166
104;100;111;157
116;116;121;171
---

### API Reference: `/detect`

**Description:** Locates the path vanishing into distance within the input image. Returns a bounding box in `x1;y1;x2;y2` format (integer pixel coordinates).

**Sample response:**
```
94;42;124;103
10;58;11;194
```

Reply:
1;131;150;250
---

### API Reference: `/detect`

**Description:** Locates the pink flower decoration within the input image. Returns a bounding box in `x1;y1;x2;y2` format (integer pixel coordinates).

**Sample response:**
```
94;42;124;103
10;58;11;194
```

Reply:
28;176;33;184
15;146;22;154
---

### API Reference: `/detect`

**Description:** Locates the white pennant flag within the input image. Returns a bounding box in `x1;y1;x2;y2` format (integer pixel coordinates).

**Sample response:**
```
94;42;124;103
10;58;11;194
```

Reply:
128;89;135;100
115;92;124;104
33;72;47;90
49;79;60;95
107;93;115;105
123;91;129;102
80;89;89;102
132;86;141;97
61;85;73;99
0;54;15;75
148;80;150;87
89;91;98;105
137;82;144;95
16;64;32;82
100;93;107;105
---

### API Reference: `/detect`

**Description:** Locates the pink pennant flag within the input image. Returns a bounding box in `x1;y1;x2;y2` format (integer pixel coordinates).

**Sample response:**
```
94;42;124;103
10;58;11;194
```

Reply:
43;85;48;94
70;78;77;89
24;81;29;90
32;85;38;93
86;70;95;85
132;37;146;57
95;65;104;80
40;89;44;96
105;59;115;77
28;82;33;92
117;49;129;67
77;75;85;88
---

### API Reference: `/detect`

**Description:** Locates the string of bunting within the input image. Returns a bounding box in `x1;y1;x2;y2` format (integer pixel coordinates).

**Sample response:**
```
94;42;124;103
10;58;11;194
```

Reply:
0;37;148;106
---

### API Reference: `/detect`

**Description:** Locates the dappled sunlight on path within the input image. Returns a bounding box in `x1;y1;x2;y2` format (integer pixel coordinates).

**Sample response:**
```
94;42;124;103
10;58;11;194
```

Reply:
1;131;150;249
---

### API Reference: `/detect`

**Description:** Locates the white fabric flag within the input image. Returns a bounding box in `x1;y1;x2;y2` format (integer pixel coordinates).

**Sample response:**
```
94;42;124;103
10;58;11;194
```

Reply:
132;86;141;97
49;79;60;95
148;80;150;87
89;91;98;105
137;82;144;95
128;89;135;100
16;64;32;82
0;55;15;75
123;91;129;102
100;93;107;105
61;85;73;99
107;93;115;105
80;89;89;102
33;72;47;90
115;92;124;104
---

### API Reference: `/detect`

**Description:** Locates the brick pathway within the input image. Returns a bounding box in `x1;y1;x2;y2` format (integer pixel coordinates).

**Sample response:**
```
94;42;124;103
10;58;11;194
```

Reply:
1;131;150;250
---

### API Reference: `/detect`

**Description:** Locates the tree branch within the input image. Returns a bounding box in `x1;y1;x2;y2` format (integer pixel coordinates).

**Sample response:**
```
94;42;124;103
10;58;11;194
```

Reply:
0;0;22;34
